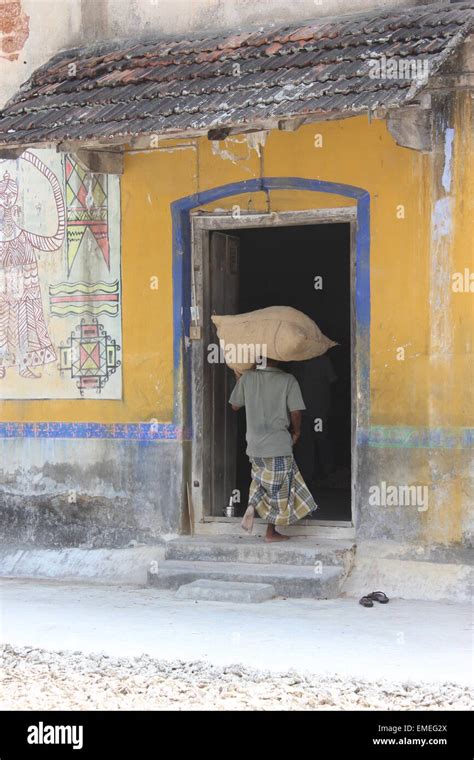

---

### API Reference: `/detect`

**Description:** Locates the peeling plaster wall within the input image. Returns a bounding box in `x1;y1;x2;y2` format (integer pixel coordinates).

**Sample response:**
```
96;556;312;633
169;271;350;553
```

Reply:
0;439;186;547
0;104;471;558
0;145;192;547
356;92;473;552
0;0;30;61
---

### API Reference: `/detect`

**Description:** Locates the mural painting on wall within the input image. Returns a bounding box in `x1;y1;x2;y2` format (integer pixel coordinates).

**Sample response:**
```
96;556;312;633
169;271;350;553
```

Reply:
0;150;122;399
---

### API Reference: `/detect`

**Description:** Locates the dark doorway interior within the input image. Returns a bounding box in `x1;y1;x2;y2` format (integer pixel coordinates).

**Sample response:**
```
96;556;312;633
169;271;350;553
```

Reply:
228;223;352;522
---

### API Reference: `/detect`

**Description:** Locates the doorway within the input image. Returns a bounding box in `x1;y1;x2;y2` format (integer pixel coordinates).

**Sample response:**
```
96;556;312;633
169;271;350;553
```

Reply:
194;210;355;527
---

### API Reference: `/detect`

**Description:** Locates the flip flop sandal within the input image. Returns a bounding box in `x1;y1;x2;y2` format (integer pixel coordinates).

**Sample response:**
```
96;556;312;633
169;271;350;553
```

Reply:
368;591;390;604
359;596;374;607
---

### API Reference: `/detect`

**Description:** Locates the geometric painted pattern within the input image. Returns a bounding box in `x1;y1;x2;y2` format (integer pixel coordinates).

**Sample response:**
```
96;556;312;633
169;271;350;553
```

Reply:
59;318;120;395
0;147;121;400
64;156;110;275
49;280;119;317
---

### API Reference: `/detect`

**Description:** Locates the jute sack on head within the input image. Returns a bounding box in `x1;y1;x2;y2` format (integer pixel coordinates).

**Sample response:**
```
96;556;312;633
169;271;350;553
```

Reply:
211;306;337;373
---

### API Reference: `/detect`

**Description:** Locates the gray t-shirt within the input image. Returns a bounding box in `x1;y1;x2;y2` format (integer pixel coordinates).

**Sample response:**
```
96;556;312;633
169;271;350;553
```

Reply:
229;367;306;457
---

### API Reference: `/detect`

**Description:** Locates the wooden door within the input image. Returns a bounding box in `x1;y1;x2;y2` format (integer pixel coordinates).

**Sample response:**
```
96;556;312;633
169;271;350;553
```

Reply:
209;231;240;516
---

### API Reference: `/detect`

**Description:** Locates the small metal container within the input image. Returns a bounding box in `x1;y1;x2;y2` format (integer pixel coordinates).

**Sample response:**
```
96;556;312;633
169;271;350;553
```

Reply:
224;499;235;518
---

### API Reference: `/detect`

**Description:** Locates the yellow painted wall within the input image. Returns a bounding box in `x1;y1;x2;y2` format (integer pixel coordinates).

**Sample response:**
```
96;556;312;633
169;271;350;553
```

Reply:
197;118;433;427
446;93;473;427
1;107;470;432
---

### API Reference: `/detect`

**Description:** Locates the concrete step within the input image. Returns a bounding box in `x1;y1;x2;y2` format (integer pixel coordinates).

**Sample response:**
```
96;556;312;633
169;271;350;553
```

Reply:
148;559;344;599
176;579;276;603
165;535;354;568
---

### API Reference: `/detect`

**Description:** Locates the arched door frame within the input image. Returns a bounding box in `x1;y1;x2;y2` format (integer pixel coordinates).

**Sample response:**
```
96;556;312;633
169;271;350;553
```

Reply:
171;178;370;534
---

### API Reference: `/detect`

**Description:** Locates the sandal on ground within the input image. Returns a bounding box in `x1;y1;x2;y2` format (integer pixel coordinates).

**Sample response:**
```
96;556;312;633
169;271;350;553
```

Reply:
359;596;374;607
367;591;390;604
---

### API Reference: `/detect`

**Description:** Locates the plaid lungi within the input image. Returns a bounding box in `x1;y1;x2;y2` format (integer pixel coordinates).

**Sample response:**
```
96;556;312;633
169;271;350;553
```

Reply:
248;455;317;526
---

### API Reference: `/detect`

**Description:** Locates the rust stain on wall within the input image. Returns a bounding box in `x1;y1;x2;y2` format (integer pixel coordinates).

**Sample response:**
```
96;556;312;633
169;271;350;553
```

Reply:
0;0;29;61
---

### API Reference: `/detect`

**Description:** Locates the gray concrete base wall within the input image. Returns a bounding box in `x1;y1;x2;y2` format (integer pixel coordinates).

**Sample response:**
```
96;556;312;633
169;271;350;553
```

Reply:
355;445;472;548
0;438;186;548
1;435;471;605
343;540;473;603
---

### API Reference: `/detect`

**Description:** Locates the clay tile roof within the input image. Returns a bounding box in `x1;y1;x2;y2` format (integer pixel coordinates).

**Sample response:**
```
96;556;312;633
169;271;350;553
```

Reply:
0;1;472;147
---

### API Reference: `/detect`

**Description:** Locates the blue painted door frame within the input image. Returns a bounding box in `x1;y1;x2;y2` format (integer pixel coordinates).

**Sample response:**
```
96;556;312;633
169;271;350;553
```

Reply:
171;177;371;436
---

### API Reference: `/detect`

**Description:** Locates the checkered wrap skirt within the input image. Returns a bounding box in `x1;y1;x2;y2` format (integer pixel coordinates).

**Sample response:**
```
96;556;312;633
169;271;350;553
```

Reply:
248;455;317;526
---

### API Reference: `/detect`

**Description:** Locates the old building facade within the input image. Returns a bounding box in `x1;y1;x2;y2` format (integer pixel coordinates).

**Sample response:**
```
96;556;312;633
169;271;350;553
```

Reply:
0;0;472;600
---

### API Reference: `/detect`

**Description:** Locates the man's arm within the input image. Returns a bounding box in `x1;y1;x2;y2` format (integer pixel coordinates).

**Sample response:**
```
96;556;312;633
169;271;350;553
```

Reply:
290;410;302;445
229;375;245;412
287;376;306;445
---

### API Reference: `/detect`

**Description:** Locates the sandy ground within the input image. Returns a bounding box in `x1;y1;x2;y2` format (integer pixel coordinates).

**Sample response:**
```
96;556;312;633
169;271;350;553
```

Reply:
1;578;472;710
2;644;472;711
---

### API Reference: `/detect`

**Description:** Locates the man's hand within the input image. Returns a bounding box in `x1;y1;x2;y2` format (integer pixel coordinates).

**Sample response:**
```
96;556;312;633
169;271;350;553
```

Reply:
290;410;302;446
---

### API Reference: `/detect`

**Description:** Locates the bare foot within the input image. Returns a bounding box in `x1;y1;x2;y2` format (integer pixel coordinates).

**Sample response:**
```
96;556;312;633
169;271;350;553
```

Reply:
19;367;41;379
265;528;290;543
0;367;5;379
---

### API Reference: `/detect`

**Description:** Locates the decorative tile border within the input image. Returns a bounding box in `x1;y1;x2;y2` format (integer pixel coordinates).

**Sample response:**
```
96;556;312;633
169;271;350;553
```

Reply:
0;422;182;441
0;422;471;447
358;426;473;449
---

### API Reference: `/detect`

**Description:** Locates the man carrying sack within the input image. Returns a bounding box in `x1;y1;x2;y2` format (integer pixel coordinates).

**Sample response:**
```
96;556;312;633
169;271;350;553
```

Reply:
229;357;318;541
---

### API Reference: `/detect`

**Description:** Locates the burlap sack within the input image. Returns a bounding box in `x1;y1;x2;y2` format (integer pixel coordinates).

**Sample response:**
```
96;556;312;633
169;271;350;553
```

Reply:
211;306;337;373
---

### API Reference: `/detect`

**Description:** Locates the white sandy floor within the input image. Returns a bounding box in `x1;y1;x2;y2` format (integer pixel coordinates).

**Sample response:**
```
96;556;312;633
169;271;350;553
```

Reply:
1;578;472;709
